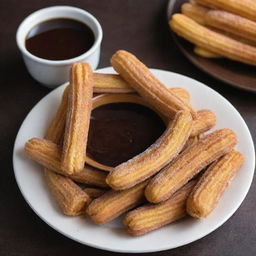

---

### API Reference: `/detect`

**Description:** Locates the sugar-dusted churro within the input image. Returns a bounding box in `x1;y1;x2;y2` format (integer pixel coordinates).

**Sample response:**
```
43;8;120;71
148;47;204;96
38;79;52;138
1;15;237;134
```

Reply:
87;180;148;224
124;180;197;236
191;109;216;137
82;187;106;199
170;87;190;103
145;129;237;203
196;0;256;22
25;138;108;188
183;135;199;151
93;73;133;93
106;111;193;190
44;90;92;216
182;3;256;44
111;50;197;118
170;14;256;66
45;86;69;145
187;150;244;218
45;170;91;216
93;73;191;101
62;63;93;174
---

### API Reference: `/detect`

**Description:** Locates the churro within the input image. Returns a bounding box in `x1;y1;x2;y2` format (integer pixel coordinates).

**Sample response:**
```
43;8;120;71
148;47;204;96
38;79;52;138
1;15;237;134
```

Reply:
93;73;133;93
25;138;108;188
191;109;216;137
124;180;197;236
111;50;197;118
106;111;193;190
182;3;256;44
82;188;106;199
170;14;256;66
145;129;237;203
45;86;69;145
62;63;93;174
187;150;244;218
45;170;91;216
87;180;148;224
196;0;256;22
44;89;92;216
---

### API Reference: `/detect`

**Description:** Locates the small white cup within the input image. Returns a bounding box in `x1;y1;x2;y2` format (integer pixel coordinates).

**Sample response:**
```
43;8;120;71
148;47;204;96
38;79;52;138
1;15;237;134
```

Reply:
16;6;103;88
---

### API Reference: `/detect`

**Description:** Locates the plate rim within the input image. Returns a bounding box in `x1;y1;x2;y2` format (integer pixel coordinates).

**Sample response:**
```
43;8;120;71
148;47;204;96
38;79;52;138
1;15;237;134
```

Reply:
13;67;255;253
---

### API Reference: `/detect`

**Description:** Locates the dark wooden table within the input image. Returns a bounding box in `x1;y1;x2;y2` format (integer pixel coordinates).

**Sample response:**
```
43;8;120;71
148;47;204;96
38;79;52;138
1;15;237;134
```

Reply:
1;0;255;255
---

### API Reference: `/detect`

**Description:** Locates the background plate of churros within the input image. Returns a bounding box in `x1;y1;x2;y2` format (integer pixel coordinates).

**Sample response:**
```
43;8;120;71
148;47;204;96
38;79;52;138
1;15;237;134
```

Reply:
13;63;254;252
167;0;256;92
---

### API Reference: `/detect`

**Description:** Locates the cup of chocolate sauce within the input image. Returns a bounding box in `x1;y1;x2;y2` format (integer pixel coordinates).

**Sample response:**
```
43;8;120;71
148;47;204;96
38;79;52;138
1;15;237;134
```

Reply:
16;6;103;87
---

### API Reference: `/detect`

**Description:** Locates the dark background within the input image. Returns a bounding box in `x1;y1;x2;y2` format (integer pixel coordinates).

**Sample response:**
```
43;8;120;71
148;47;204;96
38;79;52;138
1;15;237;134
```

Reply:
1;0;255;255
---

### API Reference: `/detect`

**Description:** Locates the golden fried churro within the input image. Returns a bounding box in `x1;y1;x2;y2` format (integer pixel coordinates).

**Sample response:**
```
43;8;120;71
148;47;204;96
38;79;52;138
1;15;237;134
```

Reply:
45;170;91;216
182;3;256;44
62;63;93;174
170;14;256;66
191;109;216;137
170;88;190;103
82;187;106;199
194;46;222;58
111;50;197;118
183;135;199;151
44;90;92;216
93;73;191;101
181;2;208;25
45;86;69;145
25;138;108;188
145;129;237;203
93;73;133;93
87;181;148;224
196;0;256;22
187;150;244;218
124;180;197;236
106;111;193;190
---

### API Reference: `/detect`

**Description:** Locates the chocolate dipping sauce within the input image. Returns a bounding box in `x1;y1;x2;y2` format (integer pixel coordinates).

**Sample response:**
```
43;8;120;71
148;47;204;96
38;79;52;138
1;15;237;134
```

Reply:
87;103;166;167
25;18;94;60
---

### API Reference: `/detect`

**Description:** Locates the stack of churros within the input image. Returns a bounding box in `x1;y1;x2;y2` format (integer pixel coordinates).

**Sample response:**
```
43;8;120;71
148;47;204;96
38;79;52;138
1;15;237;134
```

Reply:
24;50;243;236
169;0;256;65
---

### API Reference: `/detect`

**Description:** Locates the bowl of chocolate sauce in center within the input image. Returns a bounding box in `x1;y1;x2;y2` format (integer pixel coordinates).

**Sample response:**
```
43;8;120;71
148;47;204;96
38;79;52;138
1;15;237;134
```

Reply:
85;94;166;171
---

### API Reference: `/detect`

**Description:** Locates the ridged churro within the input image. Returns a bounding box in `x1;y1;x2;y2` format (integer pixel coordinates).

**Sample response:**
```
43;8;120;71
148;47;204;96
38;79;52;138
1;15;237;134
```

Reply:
187;150;244;218
45;86;69;145
87;181;148;224
106;111;193;190
93;73;191;101
44;89;92;216
111;50;197;118
45;170;91;216
93;73;133;93
191;109;216;137
62;63;93;174
124;180;197;236
25;138;108;188
145;129;237;203
170;14;256;66
182;3;256;44
196;0;256;22
82;187;106;199
170;87;190;103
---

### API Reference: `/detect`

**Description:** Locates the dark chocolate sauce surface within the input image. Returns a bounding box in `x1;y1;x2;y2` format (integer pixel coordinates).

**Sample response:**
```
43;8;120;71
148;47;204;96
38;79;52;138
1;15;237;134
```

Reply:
87;103;166;167
25;18;94;60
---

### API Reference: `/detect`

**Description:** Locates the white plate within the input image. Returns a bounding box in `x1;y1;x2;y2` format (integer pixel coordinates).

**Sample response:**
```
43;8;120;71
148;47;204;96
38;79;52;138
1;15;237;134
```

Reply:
13;68;255;253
